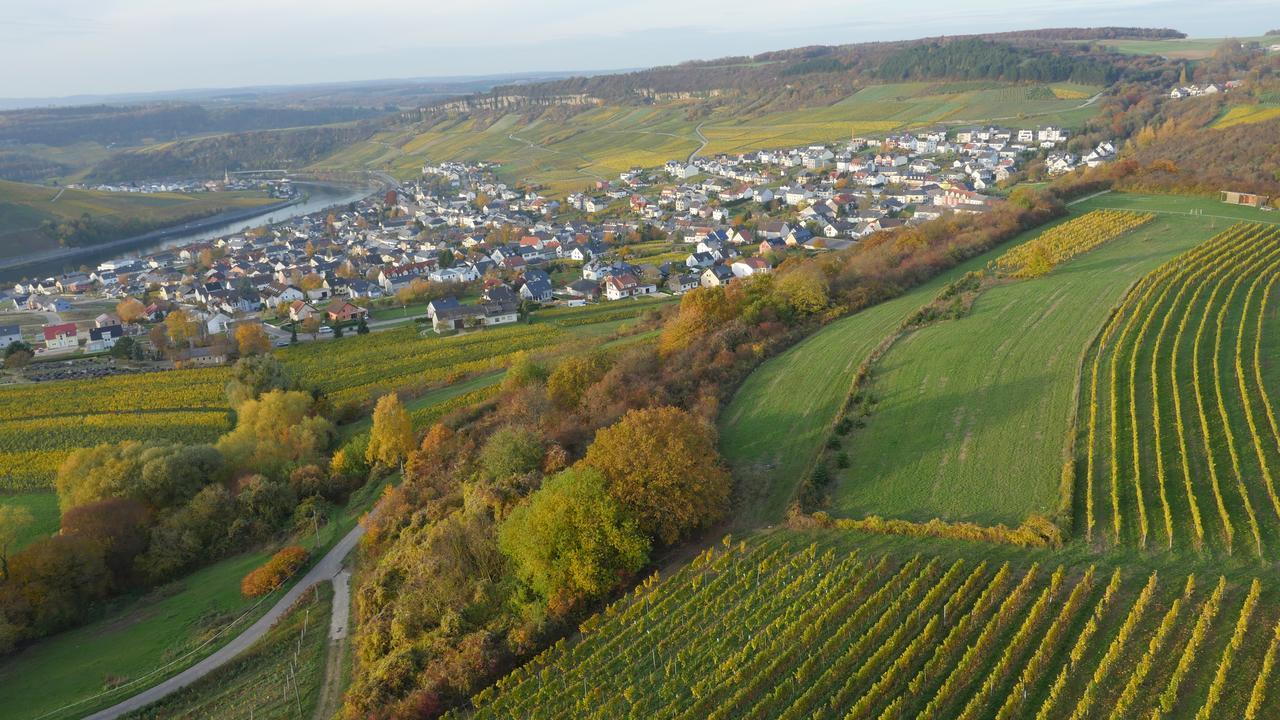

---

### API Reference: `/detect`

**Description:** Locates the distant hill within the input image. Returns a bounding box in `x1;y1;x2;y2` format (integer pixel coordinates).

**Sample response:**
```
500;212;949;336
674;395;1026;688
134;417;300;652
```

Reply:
0;178;274;260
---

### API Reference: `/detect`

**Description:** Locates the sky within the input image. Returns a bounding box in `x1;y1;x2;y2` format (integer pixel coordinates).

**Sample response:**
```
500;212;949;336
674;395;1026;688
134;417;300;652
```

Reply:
1;0;1276;100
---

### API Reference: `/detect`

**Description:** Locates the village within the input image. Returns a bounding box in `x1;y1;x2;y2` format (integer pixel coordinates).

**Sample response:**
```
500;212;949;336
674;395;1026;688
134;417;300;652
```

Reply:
1;122;1110;370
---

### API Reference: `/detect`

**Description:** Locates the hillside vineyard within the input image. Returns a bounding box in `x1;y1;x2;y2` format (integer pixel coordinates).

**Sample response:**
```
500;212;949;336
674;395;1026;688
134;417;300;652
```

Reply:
468;536;1280;719
1080;223;1280;556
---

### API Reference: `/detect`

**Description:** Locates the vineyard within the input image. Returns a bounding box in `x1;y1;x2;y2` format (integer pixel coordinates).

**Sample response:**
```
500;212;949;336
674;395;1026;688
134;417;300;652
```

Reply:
995;210;1154;278
0;369;232;490
277;323;568;410
465;535;1280;719
1077;222;1280;557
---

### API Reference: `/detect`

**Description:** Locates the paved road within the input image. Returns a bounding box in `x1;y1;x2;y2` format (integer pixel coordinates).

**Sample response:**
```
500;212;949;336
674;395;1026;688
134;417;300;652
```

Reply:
84;522;367;720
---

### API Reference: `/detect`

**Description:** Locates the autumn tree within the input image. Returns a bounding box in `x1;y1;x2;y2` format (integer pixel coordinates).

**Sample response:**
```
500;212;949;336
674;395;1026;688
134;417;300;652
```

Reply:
366;393;414;470
164;309;198;348
546;354;612;410
658;285;743;355
235;322;271;356
55;441;225;512
498;467;649;605
115;297;145;324
3;341;32;369
0;506;33;581
216;390;335;479
225;353;294;407
479;426;545;481
583;406;731;544
59;498;148;583
776;265;830;315
502;351;548;392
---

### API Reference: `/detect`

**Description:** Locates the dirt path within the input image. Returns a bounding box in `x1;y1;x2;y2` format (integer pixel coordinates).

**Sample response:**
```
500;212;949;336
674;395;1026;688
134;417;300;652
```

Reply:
310;570;352;720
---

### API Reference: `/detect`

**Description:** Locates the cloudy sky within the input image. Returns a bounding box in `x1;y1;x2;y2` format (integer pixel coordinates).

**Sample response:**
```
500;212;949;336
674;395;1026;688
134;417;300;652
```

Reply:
2;0;1276;99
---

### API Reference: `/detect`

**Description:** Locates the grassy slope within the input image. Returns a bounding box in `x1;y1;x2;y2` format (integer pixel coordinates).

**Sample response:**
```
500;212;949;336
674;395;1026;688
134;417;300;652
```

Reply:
122;585;332;720
312;81;1100;196
833;210;1215;526
0;178;274;259
4;490;59;550
0;549;274;720
0;473;382;720
1098;36;1270;59
722;193;1280;529
721;250;999;529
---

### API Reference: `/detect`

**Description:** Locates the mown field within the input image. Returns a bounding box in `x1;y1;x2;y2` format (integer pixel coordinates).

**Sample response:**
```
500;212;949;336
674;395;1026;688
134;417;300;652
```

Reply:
1078;221;1280;559
313;81;1100;196
466;531;1280;720
1097;35;1270;59
0;178;275;258
719;203;1076;527
832;209;1207;526
122;585;331;720
721;193;1280;530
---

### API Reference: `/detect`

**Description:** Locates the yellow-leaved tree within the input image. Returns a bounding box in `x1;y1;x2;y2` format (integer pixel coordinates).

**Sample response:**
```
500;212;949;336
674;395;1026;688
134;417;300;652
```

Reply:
366;393;414;470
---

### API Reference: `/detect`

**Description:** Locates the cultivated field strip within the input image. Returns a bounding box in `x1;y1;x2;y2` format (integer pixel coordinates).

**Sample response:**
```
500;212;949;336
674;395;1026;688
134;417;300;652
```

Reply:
276;324;567;409
463;538;1280;719
0;368;233;489
995;209;1154;278
1080;222;1280;558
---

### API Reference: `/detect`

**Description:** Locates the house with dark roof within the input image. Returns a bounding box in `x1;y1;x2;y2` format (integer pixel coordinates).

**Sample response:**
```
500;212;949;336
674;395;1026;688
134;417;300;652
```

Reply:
519;270;553;302
88;324;124;352
0;324;21;348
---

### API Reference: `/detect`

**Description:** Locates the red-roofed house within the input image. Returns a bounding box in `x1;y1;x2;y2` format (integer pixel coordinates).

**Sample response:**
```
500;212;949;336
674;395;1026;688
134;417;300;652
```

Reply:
42;322;78;350
325;299;369;323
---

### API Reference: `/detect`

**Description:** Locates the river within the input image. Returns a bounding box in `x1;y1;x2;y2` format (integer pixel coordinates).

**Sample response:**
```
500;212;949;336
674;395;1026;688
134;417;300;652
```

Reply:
1;181;374;283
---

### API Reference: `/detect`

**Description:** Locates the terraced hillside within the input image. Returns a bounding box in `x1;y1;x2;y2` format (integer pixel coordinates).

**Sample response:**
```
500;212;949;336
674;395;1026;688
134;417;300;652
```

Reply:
1078;222;1280;558
467;533;1280;720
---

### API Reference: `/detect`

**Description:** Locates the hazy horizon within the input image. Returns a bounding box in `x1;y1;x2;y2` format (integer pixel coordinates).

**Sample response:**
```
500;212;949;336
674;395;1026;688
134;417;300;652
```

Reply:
3;0;1277;101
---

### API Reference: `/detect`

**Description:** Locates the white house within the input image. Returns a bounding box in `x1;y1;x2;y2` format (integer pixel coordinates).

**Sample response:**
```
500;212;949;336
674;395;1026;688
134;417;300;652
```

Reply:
0;324;22;348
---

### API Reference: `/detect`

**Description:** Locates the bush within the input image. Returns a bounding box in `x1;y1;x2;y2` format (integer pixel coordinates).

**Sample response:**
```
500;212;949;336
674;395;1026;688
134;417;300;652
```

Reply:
241;545;309;598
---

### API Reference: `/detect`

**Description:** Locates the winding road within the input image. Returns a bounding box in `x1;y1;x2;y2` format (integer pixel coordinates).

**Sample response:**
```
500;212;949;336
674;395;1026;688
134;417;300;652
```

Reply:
688;122;708;162
83;522;366;720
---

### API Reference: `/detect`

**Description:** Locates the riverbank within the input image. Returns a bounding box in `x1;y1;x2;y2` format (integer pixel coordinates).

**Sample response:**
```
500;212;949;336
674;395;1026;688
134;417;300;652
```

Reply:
0;198;295;274
0;181;377;282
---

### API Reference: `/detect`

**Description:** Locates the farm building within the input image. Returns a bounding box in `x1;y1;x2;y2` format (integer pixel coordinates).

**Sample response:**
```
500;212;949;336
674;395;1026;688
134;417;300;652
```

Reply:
1221;190;1272;208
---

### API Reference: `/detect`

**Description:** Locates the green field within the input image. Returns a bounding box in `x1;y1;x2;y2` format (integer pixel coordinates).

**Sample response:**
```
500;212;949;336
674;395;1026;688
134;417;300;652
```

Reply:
832;210;1216;526
0;548;275;720
469;529;1280;720
122;585;331;720
721;193;1280;530
313;81;1101;195
0;178;275;259
1097;35;1270;59
3;490;59;549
